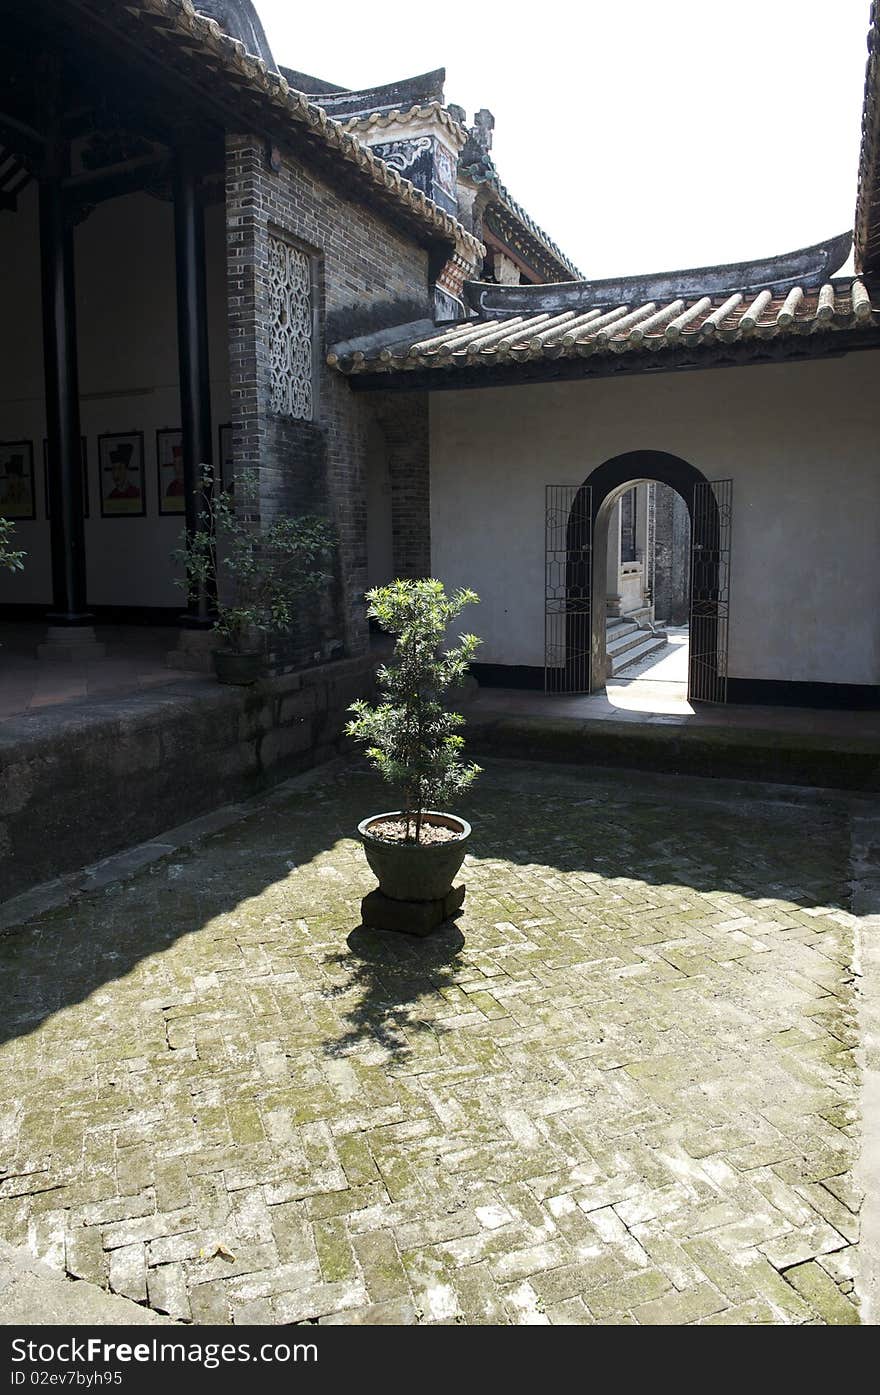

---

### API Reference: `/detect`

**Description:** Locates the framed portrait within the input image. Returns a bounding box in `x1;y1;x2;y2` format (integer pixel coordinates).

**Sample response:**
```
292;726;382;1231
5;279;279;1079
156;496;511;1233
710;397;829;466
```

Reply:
98;431;145;518
156;428;185;515
43;437;89;519
218;422;234;494
0;440;35;521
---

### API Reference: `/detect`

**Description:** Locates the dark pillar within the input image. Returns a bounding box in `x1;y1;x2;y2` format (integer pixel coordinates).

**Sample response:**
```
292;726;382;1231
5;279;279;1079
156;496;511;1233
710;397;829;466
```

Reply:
40;145;89;626
173;147;213;627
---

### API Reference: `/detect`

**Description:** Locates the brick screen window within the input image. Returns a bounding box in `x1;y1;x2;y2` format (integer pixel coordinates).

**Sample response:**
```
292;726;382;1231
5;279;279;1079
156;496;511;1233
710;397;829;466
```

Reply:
268;234;314;420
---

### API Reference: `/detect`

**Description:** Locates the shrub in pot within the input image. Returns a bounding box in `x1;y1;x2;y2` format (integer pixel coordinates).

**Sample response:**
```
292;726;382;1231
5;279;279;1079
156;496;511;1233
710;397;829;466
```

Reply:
0;519;24;649
175;467;335;685
0;518;25;575
346;579;481;923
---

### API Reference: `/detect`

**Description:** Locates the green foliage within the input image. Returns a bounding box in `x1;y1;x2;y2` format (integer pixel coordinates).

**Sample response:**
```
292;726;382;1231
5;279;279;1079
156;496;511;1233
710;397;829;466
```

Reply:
346;578;482;842
174;466;335;653
0;517;25;574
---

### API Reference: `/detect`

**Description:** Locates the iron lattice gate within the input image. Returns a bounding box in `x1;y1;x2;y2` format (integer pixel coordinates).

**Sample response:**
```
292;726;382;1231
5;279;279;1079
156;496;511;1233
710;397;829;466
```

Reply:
689;478;732;703
545;484;591;693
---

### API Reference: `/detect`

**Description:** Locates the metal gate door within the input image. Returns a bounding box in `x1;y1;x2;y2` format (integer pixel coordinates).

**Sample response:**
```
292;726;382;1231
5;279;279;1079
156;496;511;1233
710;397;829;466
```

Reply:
689;479;732;703
545;484;592;693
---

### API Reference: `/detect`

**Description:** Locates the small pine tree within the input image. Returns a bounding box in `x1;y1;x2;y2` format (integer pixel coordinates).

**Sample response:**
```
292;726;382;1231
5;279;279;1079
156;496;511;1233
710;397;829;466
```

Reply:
346;579;482;843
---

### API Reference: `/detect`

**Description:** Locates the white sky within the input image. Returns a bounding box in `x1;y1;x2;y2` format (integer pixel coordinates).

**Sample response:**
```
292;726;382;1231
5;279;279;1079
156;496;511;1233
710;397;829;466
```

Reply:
256;0;871;279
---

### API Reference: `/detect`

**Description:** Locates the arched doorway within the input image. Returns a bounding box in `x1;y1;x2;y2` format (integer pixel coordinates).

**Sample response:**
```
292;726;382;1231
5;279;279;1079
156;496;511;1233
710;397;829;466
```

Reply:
546;451;731;702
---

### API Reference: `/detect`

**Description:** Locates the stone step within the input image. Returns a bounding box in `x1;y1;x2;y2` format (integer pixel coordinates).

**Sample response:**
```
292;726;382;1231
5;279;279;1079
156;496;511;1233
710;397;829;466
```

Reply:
606;619;640;640
613;633;669;676
607;625;658;659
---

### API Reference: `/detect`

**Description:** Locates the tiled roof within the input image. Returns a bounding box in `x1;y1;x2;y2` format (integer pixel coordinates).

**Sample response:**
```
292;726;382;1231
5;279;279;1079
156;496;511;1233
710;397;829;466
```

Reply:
856;1;880;275
328;278;877;376
341;103;468;145
65;0;482;258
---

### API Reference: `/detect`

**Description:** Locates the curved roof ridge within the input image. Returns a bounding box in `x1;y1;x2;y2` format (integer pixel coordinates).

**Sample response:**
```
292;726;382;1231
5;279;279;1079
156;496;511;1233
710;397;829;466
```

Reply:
70;2;482;259
297;69;447;121
193;1;275;69
464;232;853;317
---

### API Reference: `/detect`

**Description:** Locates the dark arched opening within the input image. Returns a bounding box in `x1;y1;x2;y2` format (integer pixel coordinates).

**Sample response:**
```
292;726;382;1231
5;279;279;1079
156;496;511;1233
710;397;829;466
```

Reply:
561;451;729;701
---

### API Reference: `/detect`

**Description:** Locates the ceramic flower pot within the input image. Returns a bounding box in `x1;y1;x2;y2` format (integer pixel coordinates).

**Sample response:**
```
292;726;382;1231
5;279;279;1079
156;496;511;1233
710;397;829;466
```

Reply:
357;811;471;902
212;649;263;686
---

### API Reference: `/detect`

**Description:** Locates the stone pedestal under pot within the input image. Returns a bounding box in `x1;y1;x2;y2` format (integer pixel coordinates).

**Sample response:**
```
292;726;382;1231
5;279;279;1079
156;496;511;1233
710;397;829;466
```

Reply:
357;811;470;936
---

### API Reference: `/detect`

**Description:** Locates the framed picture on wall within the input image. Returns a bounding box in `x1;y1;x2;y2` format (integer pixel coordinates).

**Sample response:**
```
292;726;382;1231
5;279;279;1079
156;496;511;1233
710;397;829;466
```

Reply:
98;431;145;518
156;428;185;515
0;440;35;520
218;422;234;494
43;437;90;519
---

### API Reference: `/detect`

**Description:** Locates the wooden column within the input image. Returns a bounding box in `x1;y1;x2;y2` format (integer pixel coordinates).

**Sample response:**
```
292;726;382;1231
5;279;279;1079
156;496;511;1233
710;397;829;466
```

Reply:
40;139;89;627
173;146;213;627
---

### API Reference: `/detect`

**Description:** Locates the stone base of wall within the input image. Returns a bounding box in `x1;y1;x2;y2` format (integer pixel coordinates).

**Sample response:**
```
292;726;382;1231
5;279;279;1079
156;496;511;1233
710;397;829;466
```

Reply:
0;656;375;902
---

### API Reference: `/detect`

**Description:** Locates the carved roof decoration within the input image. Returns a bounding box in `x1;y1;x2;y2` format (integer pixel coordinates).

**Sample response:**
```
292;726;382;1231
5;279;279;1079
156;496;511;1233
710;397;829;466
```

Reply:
267;63;582;283
855;1;880;276
328;240;876;379
61;1;482;258
458;140;583;283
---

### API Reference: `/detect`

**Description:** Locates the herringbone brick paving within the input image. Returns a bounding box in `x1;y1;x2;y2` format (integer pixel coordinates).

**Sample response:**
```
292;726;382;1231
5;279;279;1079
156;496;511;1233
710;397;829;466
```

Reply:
0;760;866;1324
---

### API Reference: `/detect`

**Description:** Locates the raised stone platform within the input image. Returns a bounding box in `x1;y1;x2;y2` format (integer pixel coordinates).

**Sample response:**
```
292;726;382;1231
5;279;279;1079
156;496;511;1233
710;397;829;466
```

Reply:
465;689;880;792
0;654;375;902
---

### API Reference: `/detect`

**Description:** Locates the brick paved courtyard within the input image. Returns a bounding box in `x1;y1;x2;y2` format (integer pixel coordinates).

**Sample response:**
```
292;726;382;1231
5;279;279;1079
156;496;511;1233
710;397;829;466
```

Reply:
0;759;869;1324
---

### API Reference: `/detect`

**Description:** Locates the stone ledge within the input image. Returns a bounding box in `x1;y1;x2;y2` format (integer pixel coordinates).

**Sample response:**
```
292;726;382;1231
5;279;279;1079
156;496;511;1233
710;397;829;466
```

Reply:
466;714;880;792
0;657;377;902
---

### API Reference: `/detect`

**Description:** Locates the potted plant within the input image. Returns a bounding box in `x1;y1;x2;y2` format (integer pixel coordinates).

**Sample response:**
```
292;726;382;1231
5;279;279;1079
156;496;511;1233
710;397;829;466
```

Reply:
346;579;482;928
0;518;24;650
0;517;25;575
175;467;335;685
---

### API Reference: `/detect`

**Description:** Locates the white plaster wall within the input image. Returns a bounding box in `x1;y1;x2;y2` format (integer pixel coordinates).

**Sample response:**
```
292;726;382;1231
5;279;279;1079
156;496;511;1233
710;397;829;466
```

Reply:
0;184;230;608
430;354;880;686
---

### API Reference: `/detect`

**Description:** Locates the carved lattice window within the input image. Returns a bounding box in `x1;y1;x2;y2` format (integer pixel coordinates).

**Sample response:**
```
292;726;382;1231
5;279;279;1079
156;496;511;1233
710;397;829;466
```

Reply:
268;236;313;420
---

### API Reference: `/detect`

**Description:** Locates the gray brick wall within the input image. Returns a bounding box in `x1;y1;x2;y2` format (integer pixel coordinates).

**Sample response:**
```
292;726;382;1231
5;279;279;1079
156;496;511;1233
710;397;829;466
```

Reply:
225;135;433;659
371;391;431;580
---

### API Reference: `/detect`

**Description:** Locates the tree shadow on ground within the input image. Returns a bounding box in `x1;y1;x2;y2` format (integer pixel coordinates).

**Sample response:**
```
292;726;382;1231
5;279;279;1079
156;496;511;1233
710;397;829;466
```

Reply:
320;920;465;1059
0;760;854;1050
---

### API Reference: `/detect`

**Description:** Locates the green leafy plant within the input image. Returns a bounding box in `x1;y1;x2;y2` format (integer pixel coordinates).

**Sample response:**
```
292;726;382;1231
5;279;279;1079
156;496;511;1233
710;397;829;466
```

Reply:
346;578;482;842
174;466;335;653
0;517;25;574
